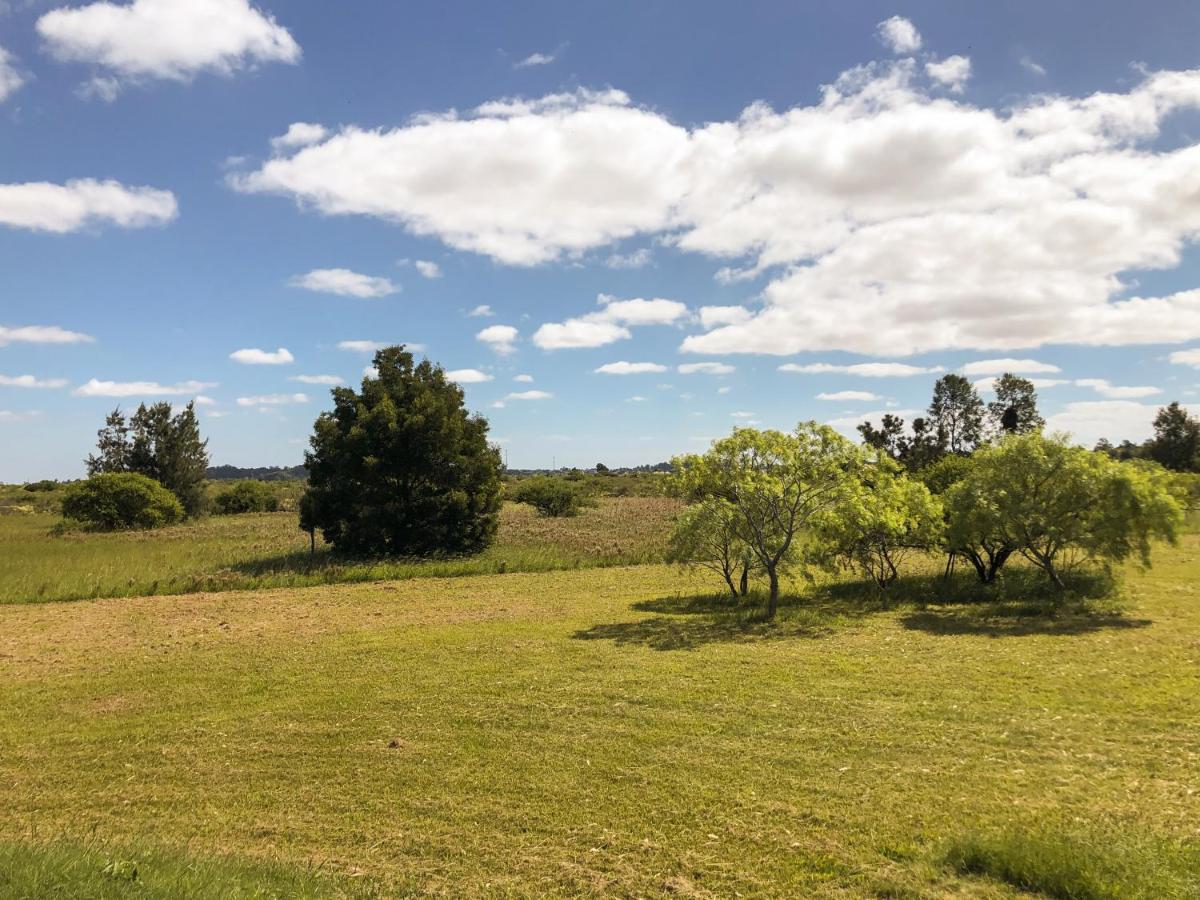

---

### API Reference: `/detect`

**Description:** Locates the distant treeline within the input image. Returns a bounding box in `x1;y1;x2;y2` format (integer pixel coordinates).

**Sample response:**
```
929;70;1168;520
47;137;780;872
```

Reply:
206;465;308;482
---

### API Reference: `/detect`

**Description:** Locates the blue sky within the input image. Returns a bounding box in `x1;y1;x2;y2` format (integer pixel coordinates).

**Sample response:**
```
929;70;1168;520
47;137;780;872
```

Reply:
3;0;1200;480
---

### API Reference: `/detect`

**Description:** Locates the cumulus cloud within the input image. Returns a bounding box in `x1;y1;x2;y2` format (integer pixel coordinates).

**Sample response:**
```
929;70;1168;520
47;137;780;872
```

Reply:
414;260;442;279
74;378;216;397
289;268;398;298
0;45;24;101
37;0;300;93
230;346;293;364
925;55;971;92
605;247;651;269
961;358;1061;376
779;362;943;377
876;16;922;54
477;324;518;355
0;179;177;232
817;390;880;401
1047;400;1200;446
467;304;493;317
534;294;687;350
289;374;343;385
678;362;735;375
271;122;327;152
339;340;387;353
594;361;668;375
0;374;69;388
1169;348;1200;368
0;325;95;346
1074;378;1161;399
236;392;307;406
446;368;493;384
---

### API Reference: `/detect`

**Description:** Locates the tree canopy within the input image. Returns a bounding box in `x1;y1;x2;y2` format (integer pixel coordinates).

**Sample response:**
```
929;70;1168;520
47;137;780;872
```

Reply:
986;373;1044;436
928;374;984;455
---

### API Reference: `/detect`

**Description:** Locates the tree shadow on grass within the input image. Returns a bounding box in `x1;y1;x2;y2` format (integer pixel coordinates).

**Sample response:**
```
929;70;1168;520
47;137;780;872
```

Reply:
899;602;1152;638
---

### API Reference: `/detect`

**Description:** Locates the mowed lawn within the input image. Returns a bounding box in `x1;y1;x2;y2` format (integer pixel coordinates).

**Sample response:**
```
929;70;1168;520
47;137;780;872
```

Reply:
2;537;1198;896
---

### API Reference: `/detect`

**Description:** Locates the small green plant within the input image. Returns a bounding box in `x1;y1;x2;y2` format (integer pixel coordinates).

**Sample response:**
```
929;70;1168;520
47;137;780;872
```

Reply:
510;477;591;517
59;472;184;531
214;481;280;515
23;480;58;493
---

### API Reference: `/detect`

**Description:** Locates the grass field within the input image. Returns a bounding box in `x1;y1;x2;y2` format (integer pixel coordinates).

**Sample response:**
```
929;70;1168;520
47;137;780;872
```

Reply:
0;497;678;604
3;530;1198;896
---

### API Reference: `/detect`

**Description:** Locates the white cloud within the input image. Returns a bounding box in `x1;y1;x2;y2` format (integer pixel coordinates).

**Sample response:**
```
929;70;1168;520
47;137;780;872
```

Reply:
514;374;533;382
289;268;398;298
1169;348;1200;368
0;325;95;346
236;392;307;406
505;389;552;401
926;55;971;92
290;374;343;385
77;74;121;101
605;247;651;269
698;306;752;329
961;358;1062;376
817;390;880;401
594;361;668;375
414;260;442;279
230;347;293;365
0;45;24;101
446;368;493;384
0;374;69;389
533;294;687;350
826;407;921;439
779;362;943;377
717;386;732;394
1074;378;1161;399
467;304;494;318
477;324;518;355
0;410;42;424
0;179;176;232
876;16;922;54
1047;400;1199;446
339;340;386;353
37;0;299;92
1020;57;1047;77
678;362;735;375
271;122;327;152
192;395;216;405
515;49;559;68
974;376;1066;392
626;395;647;402
74;378;215;397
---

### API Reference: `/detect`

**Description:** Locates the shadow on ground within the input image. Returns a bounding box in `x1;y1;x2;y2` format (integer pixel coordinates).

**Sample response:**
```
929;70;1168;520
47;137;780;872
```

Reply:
899;603;1153;638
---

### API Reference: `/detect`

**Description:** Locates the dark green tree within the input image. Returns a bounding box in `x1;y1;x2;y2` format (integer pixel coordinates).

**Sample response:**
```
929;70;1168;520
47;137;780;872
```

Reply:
1147;402;1200;472
857;413;906;459
301;346;503;556
928;374;984;455
987;373;1044;435
85;401;209;516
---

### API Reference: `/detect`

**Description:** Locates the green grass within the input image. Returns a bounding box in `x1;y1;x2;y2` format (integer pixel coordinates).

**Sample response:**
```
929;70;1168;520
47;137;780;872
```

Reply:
2;535;1198;895
0;496;679;604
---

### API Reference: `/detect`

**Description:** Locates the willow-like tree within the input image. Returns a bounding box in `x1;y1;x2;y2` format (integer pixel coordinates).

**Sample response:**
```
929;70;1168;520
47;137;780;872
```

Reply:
300;346;503;556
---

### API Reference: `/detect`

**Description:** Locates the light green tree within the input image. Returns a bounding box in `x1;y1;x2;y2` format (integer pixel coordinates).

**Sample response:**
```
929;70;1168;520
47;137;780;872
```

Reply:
671;424;864;617
812;454;944;592
945;432;1183;590
666;498;758;598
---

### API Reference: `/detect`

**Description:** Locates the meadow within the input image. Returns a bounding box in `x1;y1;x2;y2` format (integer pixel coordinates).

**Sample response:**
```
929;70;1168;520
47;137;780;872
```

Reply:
2;484;1198;897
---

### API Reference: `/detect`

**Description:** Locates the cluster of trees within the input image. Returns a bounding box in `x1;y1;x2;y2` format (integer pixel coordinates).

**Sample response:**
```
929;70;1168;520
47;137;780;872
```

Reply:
670;422;1183;616
1095;402;1200;472
213;480;280;514
508;476;595;517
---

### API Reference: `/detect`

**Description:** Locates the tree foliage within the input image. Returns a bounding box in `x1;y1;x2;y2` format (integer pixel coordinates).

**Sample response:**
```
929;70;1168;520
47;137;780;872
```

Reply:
300;346;503;556
1147;402;1200;472
509;476;593;517
987;373;1044;436
666;498;758;598
86;402;209;516
61;472;184;531
213;481;280;515
671;424;863;616
928;374;984;455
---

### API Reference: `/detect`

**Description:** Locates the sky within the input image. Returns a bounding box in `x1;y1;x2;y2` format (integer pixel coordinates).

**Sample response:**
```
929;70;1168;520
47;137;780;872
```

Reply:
3;0;1200;480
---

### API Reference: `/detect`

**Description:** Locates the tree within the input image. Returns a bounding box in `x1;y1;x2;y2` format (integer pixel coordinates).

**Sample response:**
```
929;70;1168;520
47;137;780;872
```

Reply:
1147;402;1200;472
301;346;503;556
214;481;280;514
85;402;209;516
812;454;943;592
667;499;758;598
61;472;184;530
857;414;906;459
945;433;1183;589
510;476;592;517
671;424;864;617
928;374;984;455
857;413;945;470
987;373;1044;435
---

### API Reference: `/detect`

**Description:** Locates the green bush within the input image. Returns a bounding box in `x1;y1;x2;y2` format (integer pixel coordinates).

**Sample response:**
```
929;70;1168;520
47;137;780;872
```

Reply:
213;481;280;515
22;480;58;493
60;473;184;531
510;477;591;517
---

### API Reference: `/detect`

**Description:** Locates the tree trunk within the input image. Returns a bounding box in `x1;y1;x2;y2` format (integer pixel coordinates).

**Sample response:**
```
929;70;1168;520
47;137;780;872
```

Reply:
309;528;315;555
723;570;739;599
1044;558;1065;591
739;564;749;597
766;566;779;619
943;551;956;581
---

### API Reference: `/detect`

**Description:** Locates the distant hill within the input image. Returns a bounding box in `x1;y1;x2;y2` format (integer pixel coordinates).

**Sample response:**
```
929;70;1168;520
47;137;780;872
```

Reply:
206;465;307;482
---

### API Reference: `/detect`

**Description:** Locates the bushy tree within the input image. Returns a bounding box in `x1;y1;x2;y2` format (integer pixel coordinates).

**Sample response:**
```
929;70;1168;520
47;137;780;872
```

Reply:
61;472;184;530
86;402;209;516
214;480;280;514
667;498;758;598
987;373;1044;435
858;413;946;470
301;346;503;556
928;374;984;455
1148;402;1200;472
813;454;943;591
945;433;1182;589
510;476;591;517
672;424;864;617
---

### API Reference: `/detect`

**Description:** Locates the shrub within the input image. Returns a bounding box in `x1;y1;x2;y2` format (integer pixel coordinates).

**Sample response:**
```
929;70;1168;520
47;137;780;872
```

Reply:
510;476;590;517
60;473;184;531
214;480;280;514
22;480;58;493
